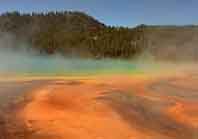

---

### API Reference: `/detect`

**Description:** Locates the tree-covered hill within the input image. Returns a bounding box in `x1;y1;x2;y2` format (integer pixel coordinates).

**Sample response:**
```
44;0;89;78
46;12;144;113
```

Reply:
143;25;198;61
0;11;198;60
0;11;144;58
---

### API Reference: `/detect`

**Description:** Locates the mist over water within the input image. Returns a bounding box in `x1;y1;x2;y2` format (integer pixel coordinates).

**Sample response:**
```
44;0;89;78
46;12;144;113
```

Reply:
0;47;194;77
0;49;144;77
0;32;195;77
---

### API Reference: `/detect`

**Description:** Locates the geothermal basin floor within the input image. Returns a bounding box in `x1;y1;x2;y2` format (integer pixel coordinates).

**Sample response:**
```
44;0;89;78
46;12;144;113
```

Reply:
0;72;198;139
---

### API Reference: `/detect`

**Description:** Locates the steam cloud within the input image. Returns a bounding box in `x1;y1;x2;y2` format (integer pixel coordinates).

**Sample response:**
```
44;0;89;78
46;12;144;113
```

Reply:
0;32;138;76
0;32;196;77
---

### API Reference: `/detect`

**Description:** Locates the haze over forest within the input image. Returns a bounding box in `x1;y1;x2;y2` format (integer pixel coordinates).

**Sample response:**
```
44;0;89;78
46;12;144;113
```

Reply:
0;11;198;61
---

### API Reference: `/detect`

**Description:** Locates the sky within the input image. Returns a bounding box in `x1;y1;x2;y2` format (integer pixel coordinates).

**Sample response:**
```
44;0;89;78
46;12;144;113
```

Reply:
0;0;197;27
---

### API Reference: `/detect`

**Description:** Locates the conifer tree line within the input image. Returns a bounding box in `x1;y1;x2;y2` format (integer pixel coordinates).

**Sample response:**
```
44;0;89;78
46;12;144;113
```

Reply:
0;11;146;58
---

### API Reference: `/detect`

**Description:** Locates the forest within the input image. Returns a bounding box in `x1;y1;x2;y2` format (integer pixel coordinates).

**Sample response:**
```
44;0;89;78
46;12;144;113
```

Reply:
1;11;198;60
0;11;145;58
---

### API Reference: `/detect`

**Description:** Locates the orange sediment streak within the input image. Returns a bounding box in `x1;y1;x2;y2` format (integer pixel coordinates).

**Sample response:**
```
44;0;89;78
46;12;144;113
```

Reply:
167;102;198;127
18;71;198;139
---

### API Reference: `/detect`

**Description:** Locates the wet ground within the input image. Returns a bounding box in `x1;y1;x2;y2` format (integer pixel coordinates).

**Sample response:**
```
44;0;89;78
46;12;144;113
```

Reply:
0;72;198;139
0;80;50;139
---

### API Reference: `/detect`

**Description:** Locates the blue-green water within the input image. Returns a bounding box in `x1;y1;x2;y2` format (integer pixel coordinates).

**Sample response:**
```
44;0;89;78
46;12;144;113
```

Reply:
0;51;163;77
13;58;139;76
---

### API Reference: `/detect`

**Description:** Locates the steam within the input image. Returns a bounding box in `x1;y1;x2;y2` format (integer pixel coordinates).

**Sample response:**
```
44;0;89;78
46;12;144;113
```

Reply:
0;32;146;77
0;33;139;77
0;32;196;77
0;49;141;77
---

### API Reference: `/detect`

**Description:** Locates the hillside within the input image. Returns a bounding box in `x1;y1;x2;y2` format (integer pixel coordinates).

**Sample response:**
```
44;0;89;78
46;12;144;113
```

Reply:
0;11;198;60
0;11;144;58
144;25;198;61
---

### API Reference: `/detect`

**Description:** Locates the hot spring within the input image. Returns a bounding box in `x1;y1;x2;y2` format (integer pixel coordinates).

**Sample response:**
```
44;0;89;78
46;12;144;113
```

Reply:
0;50;166;77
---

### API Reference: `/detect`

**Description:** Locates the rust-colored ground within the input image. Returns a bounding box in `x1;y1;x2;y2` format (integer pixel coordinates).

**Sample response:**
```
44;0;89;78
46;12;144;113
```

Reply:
0;71;198;139
16;72;197;139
